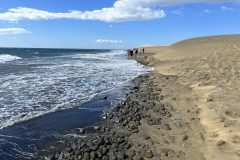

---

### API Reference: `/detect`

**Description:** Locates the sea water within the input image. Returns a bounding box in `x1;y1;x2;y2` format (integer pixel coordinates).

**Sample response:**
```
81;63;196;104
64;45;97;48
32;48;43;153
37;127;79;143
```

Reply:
0;48;152;159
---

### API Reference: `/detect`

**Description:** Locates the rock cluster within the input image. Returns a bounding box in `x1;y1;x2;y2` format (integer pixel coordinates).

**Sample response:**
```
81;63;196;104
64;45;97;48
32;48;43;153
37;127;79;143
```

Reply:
48;73;173;160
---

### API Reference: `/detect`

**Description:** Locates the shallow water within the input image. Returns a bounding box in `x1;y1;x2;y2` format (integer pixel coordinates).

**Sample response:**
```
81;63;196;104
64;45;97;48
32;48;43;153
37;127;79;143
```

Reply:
0;48;153;159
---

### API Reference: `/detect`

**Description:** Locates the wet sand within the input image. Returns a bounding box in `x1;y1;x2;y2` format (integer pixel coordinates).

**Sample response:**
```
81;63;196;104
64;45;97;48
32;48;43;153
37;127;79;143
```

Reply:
49;34;240;160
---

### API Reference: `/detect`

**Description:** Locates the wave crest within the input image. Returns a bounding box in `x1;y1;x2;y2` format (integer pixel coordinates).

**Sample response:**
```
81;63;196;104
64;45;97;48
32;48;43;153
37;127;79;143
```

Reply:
0;54;22;63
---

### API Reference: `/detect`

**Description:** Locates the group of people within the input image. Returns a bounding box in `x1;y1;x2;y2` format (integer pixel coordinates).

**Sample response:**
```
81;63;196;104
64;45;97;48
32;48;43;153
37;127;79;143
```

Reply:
126;48;145;58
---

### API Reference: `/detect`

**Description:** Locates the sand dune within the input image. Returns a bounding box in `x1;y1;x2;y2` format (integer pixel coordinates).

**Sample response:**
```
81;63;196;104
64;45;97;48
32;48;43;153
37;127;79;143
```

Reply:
135;35;240;159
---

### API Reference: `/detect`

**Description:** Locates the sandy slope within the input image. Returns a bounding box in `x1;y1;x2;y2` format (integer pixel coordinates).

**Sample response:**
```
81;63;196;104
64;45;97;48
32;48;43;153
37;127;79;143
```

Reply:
134;35;240;160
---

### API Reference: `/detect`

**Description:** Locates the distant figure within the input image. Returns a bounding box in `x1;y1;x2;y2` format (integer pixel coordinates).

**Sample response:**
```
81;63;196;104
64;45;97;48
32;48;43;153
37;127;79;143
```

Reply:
139;50;141;55
142;48;145;54
130;50;133;56
135;49;138;55
127;50;130;58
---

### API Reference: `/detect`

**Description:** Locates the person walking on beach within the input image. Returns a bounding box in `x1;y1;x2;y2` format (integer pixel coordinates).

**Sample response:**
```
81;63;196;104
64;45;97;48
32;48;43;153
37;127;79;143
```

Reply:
127;50;130;58
135;48;138;55
142;48;145;54
130;50;133;57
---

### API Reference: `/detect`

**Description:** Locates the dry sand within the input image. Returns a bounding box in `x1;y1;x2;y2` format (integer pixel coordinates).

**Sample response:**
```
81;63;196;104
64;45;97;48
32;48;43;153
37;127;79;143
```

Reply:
131;34;240;160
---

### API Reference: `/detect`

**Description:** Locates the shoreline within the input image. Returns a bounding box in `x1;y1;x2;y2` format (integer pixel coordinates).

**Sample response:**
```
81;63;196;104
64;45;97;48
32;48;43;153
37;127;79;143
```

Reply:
47;35;240;160
47;52;204;160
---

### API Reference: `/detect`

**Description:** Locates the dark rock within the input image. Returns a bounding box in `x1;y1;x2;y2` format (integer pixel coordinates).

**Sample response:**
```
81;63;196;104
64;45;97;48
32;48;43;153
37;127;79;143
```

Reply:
91;145;99;151
48;154;55;160
109;155;117;160
90;151;96;159
162;123;171;130
83;148;91;153
133;154;142;160
86;142;94;147
131;129;139;133
143;136;151;140
102;146;107;155
71;143;77;150
116;151;125;159
160;148;175;156
126;149;135;158
217;140;226;146
75;150;81;156
82;152;90;160
182;134;188;141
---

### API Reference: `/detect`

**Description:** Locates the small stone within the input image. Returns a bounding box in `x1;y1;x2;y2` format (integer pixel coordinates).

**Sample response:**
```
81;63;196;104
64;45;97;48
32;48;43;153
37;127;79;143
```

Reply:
131;129;139;133
48;154;55;160
102;146;107;155
116;152;125;159
91;145;99;151
210;133;218;138
90;151;96;159
219;115;226;122
182;135;188;141
216;140;226;146
224;120;234;127
236;150;240;157
142;150;153;158
133;155;142;160
82;152;90;160
168;136;175;143
126;150;135;158
143;136;151;140
207;98;213;102
79;128;85;134
94;126;100;130
162;123;171;130
232;135;240;143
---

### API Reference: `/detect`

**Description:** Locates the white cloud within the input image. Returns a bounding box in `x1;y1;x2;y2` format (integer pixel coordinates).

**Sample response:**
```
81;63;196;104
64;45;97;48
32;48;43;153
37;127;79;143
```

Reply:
0;28;30;35
96;39;123;44
0;0;237;22
221;5;235;11
170;9;183;15
0;6;165;22
204;9;212;13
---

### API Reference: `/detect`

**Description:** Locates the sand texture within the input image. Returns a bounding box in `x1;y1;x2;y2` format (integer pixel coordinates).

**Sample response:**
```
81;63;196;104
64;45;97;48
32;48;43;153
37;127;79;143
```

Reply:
133;34;240;160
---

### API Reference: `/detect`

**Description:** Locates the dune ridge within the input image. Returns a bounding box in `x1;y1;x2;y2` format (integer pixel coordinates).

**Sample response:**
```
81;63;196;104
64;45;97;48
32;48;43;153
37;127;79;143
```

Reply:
136;34;240;159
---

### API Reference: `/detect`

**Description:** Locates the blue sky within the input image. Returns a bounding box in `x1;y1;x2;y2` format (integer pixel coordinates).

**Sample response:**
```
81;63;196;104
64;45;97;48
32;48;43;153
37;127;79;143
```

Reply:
0;0;239;49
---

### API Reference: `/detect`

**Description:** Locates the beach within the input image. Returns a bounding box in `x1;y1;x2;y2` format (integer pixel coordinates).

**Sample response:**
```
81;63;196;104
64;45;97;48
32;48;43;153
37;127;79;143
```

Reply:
139;34;240;160
48;34;240;160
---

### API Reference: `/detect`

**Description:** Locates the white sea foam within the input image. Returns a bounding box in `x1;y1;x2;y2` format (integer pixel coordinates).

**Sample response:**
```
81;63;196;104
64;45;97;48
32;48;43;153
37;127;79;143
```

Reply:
0;54;22;63
0;50;153;129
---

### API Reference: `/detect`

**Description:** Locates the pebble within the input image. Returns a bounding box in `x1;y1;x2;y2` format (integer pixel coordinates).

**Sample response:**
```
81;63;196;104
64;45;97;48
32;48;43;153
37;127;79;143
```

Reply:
182;134;188;141
133;154;142;160
142;150;153;158
162;123;171;130
236;150;240;157
217;140;226;146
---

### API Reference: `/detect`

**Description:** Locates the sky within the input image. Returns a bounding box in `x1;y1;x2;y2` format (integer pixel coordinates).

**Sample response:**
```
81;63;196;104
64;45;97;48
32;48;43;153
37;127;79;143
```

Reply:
0;0;239;49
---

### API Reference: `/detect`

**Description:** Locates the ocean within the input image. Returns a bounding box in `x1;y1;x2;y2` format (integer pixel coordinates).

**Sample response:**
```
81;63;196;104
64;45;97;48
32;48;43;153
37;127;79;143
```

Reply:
0;48;152;159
